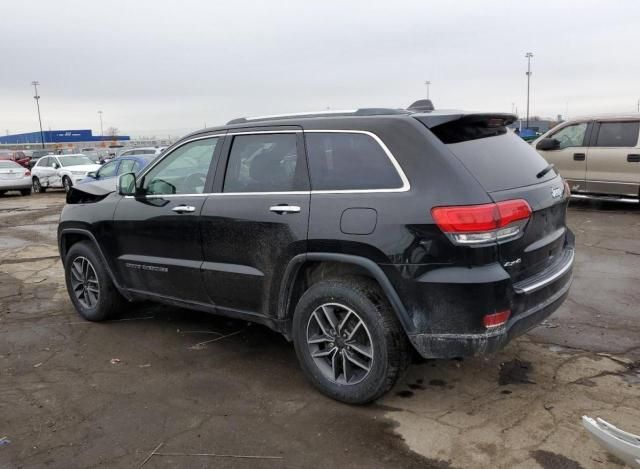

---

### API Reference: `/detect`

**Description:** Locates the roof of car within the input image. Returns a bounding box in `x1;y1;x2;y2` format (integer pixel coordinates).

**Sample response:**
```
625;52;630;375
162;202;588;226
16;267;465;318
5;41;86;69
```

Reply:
564;113;640;122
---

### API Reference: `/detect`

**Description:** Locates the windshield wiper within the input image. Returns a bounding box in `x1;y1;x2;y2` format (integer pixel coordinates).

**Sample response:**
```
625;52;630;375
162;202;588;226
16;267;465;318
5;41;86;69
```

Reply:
536;163;555;179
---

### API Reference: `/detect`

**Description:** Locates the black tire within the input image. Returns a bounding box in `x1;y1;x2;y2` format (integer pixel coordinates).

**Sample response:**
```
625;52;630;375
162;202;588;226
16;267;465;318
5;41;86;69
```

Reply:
62;176;72;193
292;277;410;404
20;189;31;196
64;241;127;321
32;177;46;193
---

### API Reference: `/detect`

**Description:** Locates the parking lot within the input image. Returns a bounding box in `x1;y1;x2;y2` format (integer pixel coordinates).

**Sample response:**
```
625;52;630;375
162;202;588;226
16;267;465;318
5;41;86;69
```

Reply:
0;192;638;468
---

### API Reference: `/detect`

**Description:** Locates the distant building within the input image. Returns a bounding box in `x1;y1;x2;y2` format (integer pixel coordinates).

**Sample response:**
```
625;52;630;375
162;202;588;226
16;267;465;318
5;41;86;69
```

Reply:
509;118;558;135
0;129;130;147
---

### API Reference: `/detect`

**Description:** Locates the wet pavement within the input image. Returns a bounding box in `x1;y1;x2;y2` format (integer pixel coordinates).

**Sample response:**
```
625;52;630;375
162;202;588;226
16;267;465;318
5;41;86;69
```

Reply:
0;191;638;468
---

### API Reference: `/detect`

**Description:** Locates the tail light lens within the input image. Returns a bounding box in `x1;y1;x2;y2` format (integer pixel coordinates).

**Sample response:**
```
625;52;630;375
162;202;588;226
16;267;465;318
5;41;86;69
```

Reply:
431;199;532;245
483;310;511;329
25;170;31;177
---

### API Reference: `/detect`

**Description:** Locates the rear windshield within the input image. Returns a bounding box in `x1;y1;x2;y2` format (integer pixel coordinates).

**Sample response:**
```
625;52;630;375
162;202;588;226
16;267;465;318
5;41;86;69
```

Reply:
0;161;21;169
59;156;94;166
420;117;557;192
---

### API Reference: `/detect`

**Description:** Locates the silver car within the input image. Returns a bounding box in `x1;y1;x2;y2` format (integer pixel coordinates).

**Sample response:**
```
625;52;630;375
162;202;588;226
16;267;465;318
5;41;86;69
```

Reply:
0;160;32;196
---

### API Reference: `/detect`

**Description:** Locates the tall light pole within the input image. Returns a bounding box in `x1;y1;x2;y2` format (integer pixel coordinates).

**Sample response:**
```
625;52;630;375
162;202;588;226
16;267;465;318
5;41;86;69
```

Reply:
525;52;533;130
31;81;45;149
98;110;104;137
425;80;431;99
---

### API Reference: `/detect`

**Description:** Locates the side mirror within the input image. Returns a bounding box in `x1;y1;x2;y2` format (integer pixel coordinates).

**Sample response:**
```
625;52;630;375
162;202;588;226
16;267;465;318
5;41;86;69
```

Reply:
87;171;97;178
536;138;560;151
117;172;137;196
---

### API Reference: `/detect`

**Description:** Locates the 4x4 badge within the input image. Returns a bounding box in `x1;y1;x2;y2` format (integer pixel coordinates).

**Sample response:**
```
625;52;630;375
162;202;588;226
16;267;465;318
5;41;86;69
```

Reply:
551;187;562;198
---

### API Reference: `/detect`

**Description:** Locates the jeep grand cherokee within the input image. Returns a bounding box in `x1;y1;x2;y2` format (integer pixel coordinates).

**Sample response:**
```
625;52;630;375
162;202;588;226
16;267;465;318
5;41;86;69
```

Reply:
58;102;574;404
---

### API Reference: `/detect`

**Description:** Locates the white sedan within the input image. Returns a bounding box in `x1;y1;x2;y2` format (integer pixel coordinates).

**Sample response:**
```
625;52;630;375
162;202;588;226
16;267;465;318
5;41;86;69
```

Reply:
0;160;31;196
31;154;102;193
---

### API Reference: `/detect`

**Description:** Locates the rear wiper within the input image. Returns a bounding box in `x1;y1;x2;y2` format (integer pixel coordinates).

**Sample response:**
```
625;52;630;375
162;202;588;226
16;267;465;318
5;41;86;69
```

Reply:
536;163;555;179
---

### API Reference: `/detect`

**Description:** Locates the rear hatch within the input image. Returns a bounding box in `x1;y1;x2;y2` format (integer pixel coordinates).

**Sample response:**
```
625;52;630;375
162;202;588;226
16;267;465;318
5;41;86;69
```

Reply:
417;114;570;282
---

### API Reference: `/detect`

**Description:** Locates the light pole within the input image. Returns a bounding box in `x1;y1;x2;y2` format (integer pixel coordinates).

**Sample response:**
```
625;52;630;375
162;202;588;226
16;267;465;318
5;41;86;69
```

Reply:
425;80;431;99
525;52;533;130
98;110;104;137
31;81;45;149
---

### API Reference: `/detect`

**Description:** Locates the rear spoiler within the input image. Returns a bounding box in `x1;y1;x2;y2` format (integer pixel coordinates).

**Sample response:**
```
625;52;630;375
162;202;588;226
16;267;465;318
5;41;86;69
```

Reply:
414;113;517;129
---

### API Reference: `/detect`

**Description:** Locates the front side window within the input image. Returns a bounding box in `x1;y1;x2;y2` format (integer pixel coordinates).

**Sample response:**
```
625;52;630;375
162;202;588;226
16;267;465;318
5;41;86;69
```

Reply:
118;159;136;174
38;157;51;167
305;132;402;190
143;137;218;195
594;121;640;147
550;123;588;150
98;161;118;178
223;133;301;193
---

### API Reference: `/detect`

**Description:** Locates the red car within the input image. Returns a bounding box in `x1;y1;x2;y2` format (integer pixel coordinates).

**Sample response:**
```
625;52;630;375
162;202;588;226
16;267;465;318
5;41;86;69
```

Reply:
0;150;30;168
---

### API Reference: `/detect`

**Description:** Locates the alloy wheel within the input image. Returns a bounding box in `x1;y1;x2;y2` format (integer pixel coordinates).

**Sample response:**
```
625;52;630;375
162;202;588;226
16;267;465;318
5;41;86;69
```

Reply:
33;178;41;192
306;303;374;385
69;256;100;308
63;177;72;193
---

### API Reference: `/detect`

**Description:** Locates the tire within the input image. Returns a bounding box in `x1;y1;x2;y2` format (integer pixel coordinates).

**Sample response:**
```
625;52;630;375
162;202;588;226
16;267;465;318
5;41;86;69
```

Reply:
64;241;126;321
62;176;72;193
32;177;46;193
0;191;6;196
292;277;410;404
20;189;31;196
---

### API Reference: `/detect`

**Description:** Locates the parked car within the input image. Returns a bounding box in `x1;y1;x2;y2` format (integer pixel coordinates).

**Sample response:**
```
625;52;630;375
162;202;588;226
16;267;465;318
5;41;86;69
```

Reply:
79;155;155;184
28;149;55;168
0;150;30;169
58;103;574;404
0;160;31;196
534;115;640;201
118;147;165;158
32;154;101;193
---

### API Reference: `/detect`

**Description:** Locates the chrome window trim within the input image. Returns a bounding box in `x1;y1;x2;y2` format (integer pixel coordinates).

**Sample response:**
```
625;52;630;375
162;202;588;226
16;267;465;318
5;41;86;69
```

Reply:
128;129;410;198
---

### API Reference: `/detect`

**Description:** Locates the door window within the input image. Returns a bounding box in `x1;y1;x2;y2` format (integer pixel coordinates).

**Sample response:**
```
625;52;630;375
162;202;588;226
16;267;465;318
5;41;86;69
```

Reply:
38;157;51;167
305;132;403;190
594;121;640;147
142;137;219;195
223;133;302;193
98;161;118;178
550;123;588;149
118;159;136;174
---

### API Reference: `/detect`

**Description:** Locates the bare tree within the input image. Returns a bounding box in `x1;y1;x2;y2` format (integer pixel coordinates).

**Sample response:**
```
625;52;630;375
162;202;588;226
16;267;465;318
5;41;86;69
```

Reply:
106;127;119;137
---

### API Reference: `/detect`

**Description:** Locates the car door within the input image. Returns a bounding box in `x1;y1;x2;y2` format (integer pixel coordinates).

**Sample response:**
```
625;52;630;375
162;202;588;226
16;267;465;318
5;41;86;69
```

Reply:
37;157;55;186
49;156;63;187
536;121;591;193
200;128;310;317
110;134;223;302
585;120;640;197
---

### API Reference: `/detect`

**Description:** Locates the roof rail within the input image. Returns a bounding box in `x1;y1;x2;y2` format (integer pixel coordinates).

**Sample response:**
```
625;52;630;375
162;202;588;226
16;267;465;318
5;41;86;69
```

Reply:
226;108;409;125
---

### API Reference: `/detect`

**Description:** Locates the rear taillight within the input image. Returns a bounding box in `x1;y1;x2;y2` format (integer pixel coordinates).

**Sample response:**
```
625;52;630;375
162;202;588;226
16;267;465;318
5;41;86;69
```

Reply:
431;199;532;245
483;310;511;329
563;179;570;198
25;170;31;177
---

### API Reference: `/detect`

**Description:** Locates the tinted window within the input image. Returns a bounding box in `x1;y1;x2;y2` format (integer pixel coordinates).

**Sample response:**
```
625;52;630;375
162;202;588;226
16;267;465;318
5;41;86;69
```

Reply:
143;137;218;195
118;159;136;174
594;121;639;147
551;123;588;149
305;133;402;190
98;161;118;177
223;133;301;193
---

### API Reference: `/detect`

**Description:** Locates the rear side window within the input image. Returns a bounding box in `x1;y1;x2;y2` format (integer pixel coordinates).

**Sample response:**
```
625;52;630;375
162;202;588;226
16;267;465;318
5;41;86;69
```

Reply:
223;133;302;193
594;121;639;147
305;132;402;190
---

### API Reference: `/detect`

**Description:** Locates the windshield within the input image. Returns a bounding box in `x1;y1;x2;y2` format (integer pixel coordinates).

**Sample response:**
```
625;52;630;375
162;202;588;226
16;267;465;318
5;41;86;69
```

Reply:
59;156;94;167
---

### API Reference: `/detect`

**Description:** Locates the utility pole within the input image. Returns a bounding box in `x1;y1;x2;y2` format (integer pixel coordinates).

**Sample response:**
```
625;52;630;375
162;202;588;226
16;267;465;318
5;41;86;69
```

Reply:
637;98;639;113
425;80;431;99
98;110;104;137
31;81;45;149
525;52;533;130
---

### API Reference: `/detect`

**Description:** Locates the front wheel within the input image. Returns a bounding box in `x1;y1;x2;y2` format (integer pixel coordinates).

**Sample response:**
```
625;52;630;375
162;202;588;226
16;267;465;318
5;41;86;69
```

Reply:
62;176;72;193
64;241;127;321
292;277;410;404
32;177;46;193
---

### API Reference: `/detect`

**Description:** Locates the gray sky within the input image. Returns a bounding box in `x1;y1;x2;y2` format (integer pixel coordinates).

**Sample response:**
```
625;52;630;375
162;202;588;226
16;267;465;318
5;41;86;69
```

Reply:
2;0;639;138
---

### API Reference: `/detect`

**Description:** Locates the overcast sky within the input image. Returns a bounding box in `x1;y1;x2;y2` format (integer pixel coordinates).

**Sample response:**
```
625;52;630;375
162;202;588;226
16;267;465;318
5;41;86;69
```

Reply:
2;0;639;138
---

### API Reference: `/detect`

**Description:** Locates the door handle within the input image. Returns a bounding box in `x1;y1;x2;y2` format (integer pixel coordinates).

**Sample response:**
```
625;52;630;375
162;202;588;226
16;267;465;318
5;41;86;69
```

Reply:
573;153;586;161
269;205;301;214
627;154;640;162
172;205;196;213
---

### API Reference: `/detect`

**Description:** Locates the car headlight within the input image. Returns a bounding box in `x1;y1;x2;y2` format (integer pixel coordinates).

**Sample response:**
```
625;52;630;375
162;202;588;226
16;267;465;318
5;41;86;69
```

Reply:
71;171;87;175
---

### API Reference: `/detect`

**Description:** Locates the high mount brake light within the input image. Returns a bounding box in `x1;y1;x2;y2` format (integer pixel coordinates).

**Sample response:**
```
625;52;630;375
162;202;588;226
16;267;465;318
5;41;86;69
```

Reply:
431;199;532;245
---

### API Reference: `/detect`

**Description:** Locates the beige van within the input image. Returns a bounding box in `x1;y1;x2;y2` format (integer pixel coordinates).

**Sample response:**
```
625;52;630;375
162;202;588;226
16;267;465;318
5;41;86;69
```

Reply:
534;115;640;201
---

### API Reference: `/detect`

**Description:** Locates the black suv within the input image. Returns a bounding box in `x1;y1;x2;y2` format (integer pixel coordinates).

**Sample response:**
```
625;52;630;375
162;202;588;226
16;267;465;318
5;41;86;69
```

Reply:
58;103;574;404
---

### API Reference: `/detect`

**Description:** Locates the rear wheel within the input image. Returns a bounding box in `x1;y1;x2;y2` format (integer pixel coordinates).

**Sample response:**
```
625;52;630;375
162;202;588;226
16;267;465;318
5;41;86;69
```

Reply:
62;176;72;193
64;241;127;321
20;189;31;196
32;177;45;193
292;277;410;404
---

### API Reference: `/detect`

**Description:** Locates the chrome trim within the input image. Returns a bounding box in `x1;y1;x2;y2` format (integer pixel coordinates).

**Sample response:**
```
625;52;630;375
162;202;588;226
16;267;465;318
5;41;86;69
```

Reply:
227;130;302;136
269;205;301;213
242;110;357;121
571;194;639;204
171;205;196;213
514;249;574;294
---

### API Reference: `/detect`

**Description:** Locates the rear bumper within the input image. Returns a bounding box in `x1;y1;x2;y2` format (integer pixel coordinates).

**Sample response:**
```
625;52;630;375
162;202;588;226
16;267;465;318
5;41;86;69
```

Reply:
0;179;31;190
402;233;575;359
